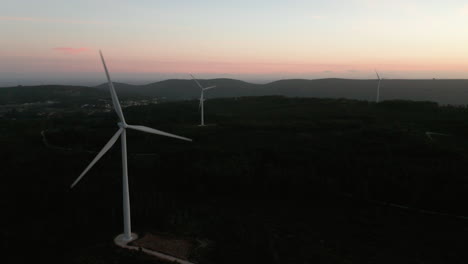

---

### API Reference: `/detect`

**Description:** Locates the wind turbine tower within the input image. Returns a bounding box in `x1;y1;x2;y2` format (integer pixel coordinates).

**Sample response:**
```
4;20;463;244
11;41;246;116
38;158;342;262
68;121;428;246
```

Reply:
375;70;382;103
70;51;192;242
190;74;216;126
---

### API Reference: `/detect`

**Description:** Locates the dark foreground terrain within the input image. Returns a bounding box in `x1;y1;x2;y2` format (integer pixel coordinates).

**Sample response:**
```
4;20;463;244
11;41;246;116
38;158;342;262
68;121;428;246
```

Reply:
2;96;468;263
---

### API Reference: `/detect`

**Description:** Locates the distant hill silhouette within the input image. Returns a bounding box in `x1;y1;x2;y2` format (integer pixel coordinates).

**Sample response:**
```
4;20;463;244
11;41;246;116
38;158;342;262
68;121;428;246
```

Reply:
96;78;468;105
96;78;260;100
0;85;107;104
2;79;468;105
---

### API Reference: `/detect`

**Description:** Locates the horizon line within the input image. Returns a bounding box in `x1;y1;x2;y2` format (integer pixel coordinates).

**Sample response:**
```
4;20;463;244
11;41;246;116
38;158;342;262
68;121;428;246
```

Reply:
2;77;468;88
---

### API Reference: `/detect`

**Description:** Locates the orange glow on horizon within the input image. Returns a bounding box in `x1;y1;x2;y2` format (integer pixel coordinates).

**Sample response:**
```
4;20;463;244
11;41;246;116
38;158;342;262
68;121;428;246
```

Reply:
1;51;467;77
98;59;468;75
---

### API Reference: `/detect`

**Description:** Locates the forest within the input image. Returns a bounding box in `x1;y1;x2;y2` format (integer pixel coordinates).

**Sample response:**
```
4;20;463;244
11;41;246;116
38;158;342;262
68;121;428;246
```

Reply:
1;95;468;263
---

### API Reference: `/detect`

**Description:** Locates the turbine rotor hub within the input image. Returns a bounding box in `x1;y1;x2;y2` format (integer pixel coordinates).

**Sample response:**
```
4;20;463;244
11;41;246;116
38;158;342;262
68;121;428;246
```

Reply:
118;122;128;129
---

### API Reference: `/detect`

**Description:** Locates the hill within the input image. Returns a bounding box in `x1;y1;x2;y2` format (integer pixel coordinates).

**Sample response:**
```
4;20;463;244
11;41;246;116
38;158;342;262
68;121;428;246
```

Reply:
2;79;468;106
98;78;468;105
0;85;107;105
96;78;260;100
2;96;468;263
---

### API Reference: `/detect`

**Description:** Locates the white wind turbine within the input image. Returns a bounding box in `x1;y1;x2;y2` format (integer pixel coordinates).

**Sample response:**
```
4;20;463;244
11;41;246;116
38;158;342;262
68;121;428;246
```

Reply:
190;74;216;126
425;131;451;141
375;70;382;103
70;51;192;242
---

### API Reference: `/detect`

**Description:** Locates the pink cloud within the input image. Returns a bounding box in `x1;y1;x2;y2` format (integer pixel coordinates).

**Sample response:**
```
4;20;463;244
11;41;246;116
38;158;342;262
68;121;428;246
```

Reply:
0;16;107;25
53;47;90;54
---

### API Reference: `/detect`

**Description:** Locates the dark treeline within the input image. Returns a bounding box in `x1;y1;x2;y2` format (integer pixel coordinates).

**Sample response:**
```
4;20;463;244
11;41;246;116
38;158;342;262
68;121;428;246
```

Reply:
2;96;468;263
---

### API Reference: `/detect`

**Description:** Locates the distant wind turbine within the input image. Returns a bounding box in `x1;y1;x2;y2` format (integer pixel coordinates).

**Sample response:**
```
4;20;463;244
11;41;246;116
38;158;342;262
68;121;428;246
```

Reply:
190;74;216;126
425;131;451;141
70;51;192;242
375;70;382;103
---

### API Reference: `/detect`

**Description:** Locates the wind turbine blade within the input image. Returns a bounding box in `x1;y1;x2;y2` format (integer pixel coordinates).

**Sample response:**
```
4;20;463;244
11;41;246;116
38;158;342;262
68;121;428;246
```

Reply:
203;85;216;91
375;70;381;80
425;131;451;140
190;74;203;89
100;50;126;124
127;125;192;142
70;128;124;188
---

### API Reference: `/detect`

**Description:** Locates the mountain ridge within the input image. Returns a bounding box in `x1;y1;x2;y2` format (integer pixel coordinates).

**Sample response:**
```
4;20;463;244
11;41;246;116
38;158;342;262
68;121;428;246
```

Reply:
2;79;468;105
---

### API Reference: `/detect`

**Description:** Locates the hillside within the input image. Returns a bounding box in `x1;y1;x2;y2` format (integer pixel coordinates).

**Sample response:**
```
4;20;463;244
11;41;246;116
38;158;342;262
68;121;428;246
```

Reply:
96;78;260;100
95;78;468;105
3;79;468;106
2;96;468;263
0;85;107;105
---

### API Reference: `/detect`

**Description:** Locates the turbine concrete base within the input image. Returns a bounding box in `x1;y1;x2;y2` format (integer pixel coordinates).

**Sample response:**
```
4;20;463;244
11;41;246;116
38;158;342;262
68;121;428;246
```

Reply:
114;233;194;264
114;233;139;245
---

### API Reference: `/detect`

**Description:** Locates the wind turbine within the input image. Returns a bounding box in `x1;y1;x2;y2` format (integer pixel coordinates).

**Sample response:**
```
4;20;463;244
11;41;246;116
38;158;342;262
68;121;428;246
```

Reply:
375;70;382;103
70;51;192;242
425;131;451;141
190;74;216;126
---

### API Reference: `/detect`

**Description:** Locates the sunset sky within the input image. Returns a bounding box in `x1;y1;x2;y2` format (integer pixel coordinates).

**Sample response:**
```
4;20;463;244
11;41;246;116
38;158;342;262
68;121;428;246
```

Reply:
1;0;467;85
